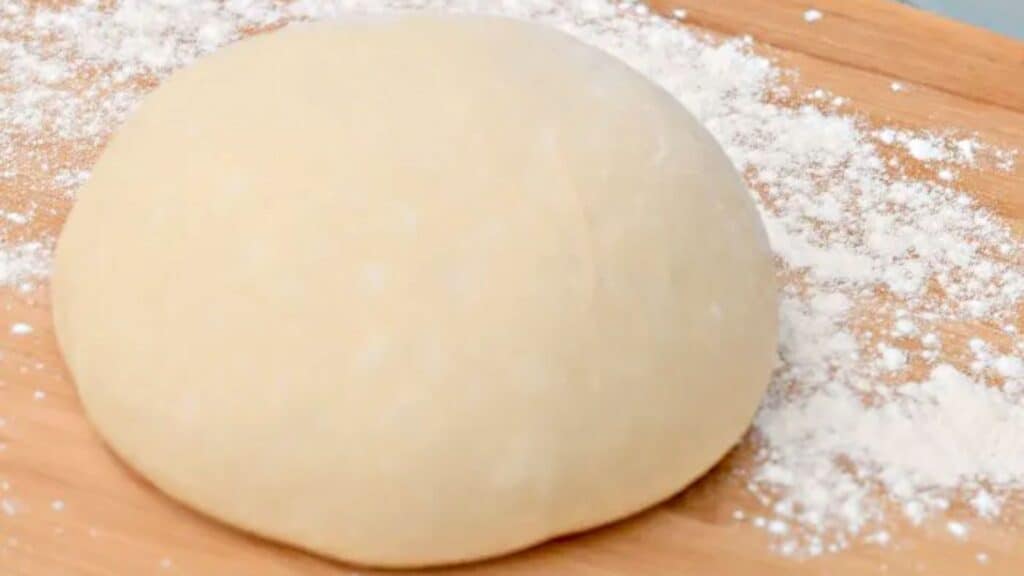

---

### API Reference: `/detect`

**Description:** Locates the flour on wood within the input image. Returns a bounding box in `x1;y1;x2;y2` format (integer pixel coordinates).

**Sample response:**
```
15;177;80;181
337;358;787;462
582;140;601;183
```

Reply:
0;0;1022;562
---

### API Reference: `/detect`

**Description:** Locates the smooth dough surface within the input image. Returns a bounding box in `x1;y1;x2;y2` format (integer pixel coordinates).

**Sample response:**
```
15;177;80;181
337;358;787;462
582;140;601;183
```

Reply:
53;15;777;568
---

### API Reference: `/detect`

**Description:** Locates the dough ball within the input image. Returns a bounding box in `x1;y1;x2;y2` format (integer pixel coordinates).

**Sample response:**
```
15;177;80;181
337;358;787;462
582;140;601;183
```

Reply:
53;15;777;568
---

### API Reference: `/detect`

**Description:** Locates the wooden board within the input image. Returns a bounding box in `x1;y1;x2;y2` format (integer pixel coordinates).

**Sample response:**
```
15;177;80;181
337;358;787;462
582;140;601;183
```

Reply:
3;1;1024;574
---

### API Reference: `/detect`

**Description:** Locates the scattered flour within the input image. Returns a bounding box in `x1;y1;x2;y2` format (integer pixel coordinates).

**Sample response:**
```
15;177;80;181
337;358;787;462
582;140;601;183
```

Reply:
803;9;823;23
0;243;52;291
970;490;1001;519
0;0;1022;564
947;521;969;539
9;323;33;336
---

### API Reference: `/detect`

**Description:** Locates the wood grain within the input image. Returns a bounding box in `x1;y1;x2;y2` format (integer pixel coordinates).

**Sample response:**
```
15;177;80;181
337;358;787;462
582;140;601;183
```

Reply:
649;0;1024;113
2;1;1024;574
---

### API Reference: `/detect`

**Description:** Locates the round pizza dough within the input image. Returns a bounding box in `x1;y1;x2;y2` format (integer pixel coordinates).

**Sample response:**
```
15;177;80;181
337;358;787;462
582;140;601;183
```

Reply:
53;15;777;568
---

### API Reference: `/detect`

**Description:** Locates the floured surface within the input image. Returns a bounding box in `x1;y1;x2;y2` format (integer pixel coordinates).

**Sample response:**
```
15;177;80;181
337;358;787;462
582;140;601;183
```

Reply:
2;1;1024;574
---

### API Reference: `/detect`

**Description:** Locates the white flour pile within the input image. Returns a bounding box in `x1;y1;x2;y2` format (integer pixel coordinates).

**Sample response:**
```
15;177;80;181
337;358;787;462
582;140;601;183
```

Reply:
1;0;1022;563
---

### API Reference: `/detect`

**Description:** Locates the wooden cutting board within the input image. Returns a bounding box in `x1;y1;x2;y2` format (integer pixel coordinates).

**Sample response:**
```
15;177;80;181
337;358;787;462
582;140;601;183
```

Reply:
3;1;1024;574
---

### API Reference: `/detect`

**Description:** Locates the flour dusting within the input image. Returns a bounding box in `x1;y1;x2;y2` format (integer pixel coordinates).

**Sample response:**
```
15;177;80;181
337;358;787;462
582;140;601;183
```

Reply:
0;0;1022;564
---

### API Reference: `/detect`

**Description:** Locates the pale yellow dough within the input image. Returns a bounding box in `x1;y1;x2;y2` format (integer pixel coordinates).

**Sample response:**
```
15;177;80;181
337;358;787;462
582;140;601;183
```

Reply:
53;15;777;568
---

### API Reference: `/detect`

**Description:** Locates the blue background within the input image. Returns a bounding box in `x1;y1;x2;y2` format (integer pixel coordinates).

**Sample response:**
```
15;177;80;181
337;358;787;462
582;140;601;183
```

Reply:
900;0;1024;39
